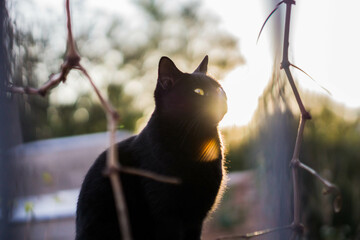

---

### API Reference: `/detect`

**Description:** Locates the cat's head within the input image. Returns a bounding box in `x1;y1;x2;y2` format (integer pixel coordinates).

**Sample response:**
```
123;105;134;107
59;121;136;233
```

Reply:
154;56;227;127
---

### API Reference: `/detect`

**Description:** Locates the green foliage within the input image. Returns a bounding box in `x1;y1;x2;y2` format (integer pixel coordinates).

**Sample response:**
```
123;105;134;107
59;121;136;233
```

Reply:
43;85;143;138
215;188;247;229
41;171;53;185
24;201;34;214
222;127;254;171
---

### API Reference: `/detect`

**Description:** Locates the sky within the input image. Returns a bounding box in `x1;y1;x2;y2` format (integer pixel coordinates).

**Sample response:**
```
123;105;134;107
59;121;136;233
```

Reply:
21;0;360;127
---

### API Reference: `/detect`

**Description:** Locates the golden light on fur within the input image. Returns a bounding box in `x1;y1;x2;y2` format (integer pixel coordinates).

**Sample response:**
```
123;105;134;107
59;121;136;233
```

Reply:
198;138;220;162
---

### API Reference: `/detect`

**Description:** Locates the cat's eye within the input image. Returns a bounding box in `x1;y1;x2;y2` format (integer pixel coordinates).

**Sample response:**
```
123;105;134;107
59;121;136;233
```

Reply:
194;88;205;96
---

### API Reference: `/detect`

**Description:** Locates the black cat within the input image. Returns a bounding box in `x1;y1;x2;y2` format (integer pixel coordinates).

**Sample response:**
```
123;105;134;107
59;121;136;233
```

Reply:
76;56;228;240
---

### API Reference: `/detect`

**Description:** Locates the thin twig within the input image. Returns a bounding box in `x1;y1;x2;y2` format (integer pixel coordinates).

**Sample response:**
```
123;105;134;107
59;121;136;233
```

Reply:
290;63;332;96
103;165;182;185
76;65;119;120
298;162;337;192
298;161;342;213
121;167;182;185
216;224;293;240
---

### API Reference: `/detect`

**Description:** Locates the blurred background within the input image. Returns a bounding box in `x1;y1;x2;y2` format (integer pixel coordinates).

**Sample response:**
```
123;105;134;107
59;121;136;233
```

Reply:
1;0;359;239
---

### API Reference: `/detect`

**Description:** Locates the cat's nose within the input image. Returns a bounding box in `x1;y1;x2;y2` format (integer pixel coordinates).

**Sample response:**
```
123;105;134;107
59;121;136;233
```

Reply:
215;87;227;121
218;87;227;111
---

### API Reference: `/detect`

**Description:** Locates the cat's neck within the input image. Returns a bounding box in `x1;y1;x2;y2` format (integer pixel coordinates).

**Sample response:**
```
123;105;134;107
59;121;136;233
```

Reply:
136;111;222;162
153;110;217;134
142;111;220;151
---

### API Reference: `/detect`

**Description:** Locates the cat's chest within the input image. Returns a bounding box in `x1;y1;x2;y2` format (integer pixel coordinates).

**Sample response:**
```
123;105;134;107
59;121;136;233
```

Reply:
131;137;223;217
131;131;223;187
139;146;223;196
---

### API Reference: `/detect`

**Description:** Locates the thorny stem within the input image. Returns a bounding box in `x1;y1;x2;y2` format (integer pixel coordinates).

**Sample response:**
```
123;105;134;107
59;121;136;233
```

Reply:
282;0;340;236
282;0;306;235
219;1;339;239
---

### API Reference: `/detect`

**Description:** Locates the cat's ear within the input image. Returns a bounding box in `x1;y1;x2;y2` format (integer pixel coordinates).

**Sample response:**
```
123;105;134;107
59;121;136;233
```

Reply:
193;55;208;74
158;57;182;89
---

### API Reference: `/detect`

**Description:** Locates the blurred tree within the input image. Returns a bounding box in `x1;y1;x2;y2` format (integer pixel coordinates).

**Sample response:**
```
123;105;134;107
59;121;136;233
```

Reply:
223;73;360;239
11;0;244;142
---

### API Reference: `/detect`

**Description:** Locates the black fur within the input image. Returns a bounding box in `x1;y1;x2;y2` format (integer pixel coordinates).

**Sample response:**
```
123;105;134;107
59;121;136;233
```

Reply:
76;56;227;240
